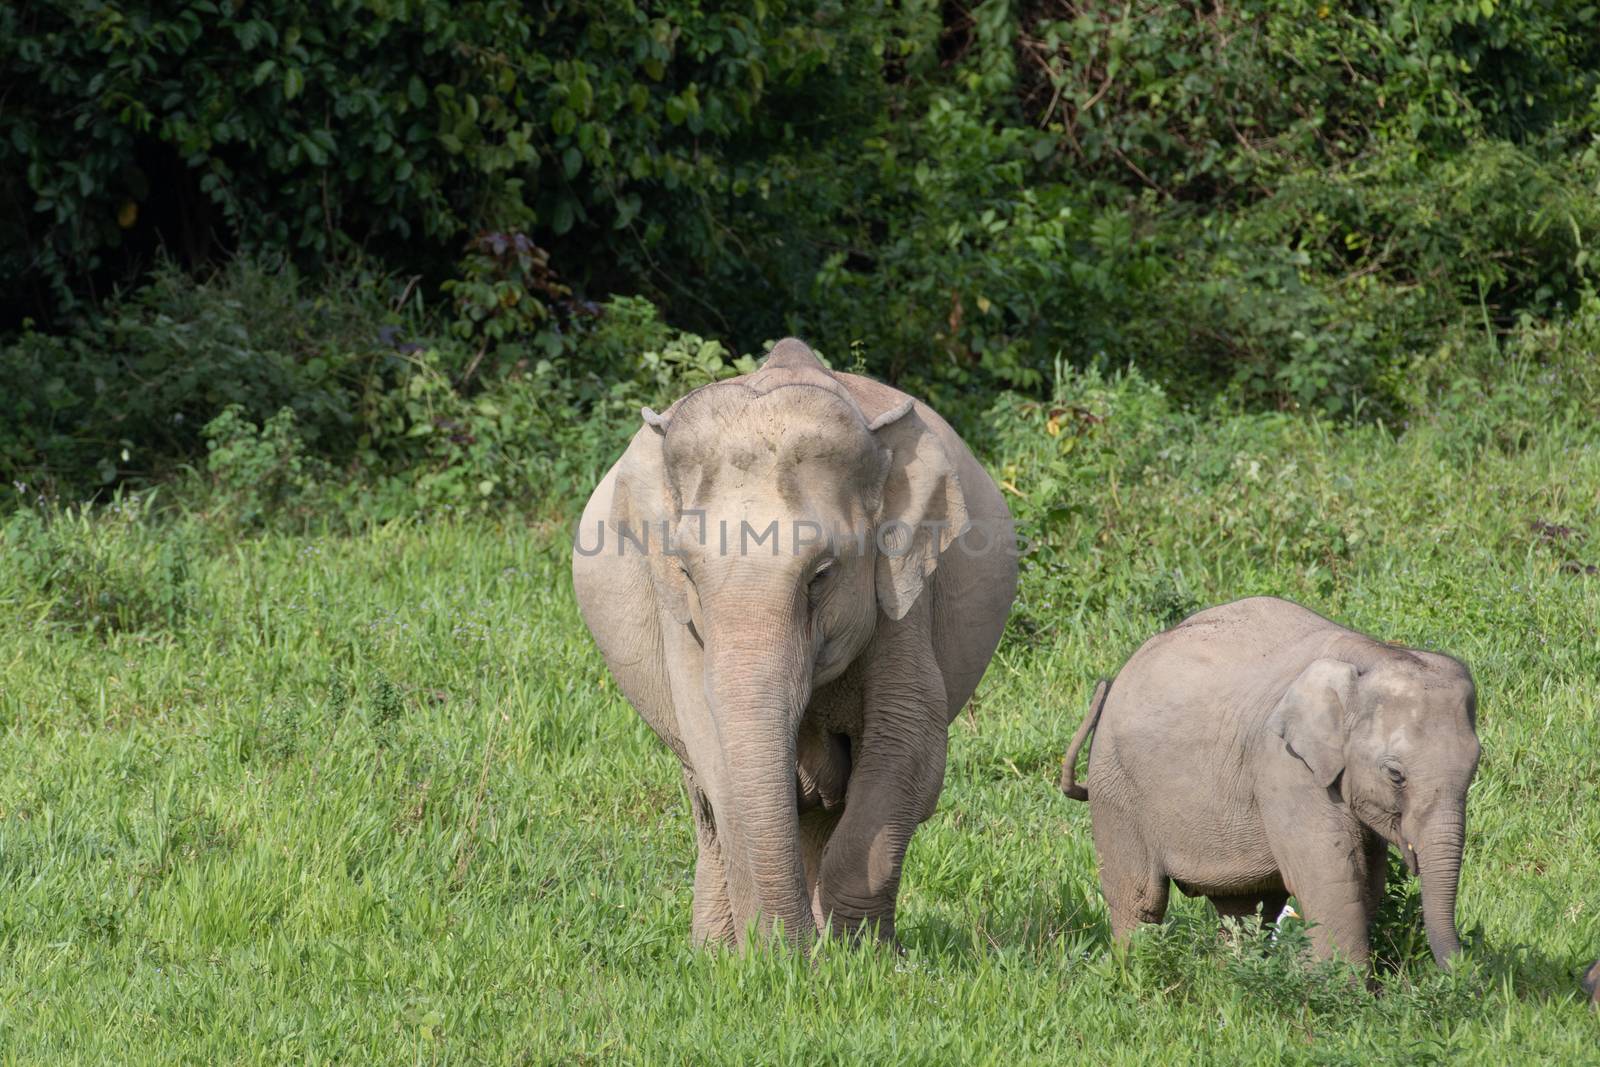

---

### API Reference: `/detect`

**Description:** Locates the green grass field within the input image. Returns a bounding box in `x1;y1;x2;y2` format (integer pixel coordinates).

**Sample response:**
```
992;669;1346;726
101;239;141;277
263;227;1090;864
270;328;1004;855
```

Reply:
3;382;1599;1063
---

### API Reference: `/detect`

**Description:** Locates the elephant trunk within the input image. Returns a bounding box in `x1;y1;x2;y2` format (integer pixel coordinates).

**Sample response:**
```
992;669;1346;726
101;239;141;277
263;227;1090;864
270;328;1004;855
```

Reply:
1416;810;1467;968
701;584;815;948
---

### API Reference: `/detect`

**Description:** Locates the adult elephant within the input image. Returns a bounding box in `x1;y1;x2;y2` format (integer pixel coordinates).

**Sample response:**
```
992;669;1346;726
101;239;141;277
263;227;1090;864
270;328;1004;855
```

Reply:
572;339;1016;949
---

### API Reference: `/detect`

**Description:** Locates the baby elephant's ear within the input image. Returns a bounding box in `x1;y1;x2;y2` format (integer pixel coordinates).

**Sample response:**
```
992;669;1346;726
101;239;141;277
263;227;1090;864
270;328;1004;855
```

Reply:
1267;658;1359;788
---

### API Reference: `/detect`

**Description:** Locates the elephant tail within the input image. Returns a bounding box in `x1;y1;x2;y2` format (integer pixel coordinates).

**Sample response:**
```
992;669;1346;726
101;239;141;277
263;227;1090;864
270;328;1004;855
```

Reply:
1059;679;1109;802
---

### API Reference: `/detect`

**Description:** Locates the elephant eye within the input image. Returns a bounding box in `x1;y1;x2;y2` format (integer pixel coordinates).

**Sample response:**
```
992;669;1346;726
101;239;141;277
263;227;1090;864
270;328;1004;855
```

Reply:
1384;764;1406;787
808;559;836;595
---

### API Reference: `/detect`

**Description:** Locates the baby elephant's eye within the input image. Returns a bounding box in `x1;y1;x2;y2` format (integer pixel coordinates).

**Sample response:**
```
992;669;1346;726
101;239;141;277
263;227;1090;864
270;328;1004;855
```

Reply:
1384;764;1406;787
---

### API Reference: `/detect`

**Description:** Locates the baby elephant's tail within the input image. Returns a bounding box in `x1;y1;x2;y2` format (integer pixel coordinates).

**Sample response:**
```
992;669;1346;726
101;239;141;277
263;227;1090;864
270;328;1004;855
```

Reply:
1059;679;1109;801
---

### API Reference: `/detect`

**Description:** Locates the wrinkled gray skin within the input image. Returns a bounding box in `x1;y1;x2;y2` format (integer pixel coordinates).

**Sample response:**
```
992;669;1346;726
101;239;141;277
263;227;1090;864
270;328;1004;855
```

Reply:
572;339;1016;949
1060;597;1480;969
1584;959;1600;1006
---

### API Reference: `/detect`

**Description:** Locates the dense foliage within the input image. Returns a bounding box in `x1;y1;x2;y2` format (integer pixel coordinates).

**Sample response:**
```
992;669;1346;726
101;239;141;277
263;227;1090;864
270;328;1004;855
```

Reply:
0;256;763;517
9;3;1600;502
1;0;886;318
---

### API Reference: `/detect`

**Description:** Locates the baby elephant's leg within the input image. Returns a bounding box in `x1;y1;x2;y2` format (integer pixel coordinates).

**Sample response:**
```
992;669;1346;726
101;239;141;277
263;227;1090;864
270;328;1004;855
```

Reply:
1266;818;1374;966
1092;801;1169;943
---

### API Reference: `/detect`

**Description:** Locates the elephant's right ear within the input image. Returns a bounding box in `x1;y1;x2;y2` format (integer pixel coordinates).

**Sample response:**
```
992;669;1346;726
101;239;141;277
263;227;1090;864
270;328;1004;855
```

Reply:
1267;658;1358;789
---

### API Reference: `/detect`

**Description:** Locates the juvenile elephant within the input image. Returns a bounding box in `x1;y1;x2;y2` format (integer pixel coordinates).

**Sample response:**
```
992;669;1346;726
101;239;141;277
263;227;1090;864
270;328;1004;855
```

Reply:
1060;596;1480;969
1584;959;1600;1006
572;339;1016;948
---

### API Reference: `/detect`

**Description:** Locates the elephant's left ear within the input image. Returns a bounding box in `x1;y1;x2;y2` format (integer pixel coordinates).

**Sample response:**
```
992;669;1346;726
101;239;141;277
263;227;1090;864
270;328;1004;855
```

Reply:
1267;658;1359;789
869;399;969;621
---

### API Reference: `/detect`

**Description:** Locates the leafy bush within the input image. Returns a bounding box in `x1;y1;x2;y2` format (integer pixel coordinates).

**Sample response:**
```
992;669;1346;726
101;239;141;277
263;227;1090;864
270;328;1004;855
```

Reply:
1016;1;1600;203
0;491;196;637
987;317;1600;648
772;0;1600;415
201;405;325;527
0;0;897;328
0;249;762;515
0;258;419;494
9;1;1600;504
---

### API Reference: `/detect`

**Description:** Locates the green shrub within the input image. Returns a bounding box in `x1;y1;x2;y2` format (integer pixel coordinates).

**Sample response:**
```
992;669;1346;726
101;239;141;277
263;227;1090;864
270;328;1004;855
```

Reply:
0;258;422;496
785;1;1600;416
0;252;763;515
201;405;325;527
987;332;1600;650
326;292;757;519
1016;1;1600;203
0;0;898;328
0;491;196;637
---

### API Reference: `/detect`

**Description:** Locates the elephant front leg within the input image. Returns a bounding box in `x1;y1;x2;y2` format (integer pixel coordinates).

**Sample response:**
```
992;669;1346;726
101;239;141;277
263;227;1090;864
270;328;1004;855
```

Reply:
815;677;948;945
815;723;947;944
799;808;842;929
1266;818;1375;966
685;774;736;946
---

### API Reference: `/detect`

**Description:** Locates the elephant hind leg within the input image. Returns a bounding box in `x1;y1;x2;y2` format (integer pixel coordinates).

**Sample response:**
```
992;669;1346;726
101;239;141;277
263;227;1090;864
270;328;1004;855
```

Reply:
1091;804;1168;943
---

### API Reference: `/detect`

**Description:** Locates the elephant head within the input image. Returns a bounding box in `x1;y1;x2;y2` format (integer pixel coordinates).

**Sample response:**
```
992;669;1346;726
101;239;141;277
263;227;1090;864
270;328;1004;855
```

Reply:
1269;652;1480;967
617;339;967;944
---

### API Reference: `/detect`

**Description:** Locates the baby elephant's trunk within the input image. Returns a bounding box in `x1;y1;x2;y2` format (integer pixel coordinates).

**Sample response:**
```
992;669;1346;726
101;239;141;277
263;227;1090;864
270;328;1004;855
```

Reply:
1060;680;1109;801
1417;809;1467;968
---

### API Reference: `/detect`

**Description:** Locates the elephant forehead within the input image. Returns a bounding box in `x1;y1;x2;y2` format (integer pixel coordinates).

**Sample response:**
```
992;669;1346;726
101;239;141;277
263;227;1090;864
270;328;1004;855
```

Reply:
667;388;880;488
1365;660;1474;723
1360;660;1433;704
1382;709;1477;764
